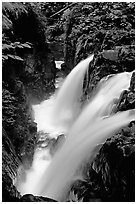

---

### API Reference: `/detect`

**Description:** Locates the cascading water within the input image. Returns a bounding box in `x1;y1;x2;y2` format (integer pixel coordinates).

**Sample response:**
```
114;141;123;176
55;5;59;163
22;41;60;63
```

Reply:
50;55;94;131
34;71;134;201
16;55;135;202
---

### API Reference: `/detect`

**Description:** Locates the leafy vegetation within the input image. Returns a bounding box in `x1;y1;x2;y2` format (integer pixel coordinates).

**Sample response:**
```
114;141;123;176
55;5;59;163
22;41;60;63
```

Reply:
2;37;32;64
40;2;71;41
62;2;135;71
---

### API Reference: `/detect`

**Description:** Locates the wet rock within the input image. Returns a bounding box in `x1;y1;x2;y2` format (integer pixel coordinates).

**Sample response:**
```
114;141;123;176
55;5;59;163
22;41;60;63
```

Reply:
29;122;37;134
2;172;21;202
2;129;21;202
20;194;57;202
37;132;65;155
86;46;135;97
92;126;135;202
61;62;67;72
50;134;65;155
70;170;106;202
117;72;135;111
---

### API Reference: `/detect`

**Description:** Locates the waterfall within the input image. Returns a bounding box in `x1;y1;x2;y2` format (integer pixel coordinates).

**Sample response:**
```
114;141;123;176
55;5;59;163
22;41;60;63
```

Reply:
35;68;134;201
50;55;94;131
16;55;134;201
37;110;134;202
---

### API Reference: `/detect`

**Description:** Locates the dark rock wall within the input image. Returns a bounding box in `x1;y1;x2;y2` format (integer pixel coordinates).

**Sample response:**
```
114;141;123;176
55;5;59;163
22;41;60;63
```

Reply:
2;129;22;201
49;41;64;61
22;45;56;103
2;3;56;201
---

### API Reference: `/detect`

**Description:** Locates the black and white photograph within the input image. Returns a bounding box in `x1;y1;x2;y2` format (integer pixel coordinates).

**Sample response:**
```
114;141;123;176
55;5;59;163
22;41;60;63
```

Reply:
2;1;135;202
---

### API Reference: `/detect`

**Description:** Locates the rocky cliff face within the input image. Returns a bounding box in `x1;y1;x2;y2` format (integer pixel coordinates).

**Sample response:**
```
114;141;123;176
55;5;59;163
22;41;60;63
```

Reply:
2;129;21;201
21;44;56;103
2;2;57;201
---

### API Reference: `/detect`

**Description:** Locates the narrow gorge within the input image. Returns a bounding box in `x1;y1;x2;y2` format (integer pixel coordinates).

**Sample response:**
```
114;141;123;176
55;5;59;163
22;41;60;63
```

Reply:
2;2;135;202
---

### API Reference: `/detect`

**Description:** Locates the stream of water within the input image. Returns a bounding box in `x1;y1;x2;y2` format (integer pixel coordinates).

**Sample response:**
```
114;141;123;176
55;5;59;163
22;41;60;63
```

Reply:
15;57;135;201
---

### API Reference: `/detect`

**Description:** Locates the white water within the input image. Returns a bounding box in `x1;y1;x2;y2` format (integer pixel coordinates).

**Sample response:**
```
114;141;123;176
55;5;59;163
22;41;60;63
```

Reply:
50;55;94;131
15;149;51;195
32;95;64;137
33;55;93;134
32;61;65;135
16;56;135;201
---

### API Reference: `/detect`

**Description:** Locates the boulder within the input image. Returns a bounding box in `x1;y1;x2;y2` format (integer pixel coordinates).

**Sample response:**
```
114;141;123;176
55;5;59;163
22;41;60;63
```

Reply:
20;194;57;202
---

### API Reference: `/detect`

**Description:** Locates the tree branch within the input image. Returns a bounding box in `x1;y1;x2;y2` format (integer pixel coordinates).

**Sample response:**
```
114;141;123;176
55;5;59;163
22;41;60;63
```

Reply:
49;3;76;18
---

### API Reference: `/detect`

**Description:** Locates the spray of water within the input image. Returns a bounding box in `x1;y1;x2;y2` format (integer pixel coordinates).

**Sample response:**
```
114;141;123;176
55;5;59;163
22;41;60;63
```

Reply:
15;148;51;195
16;55;134;201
